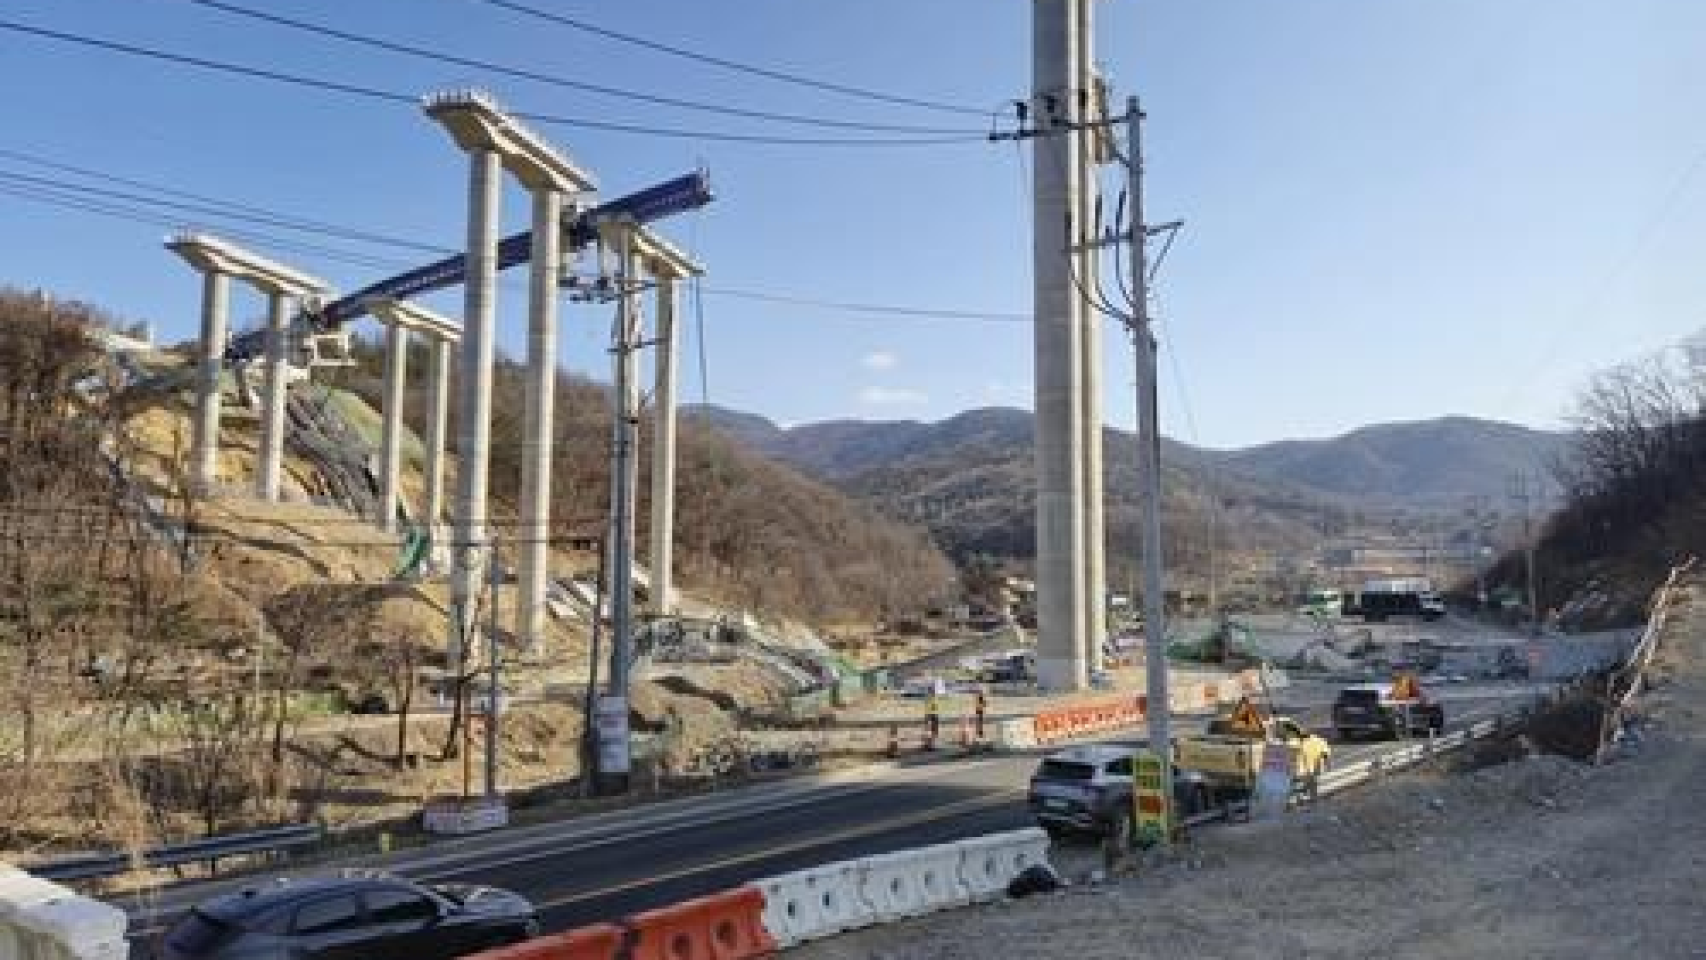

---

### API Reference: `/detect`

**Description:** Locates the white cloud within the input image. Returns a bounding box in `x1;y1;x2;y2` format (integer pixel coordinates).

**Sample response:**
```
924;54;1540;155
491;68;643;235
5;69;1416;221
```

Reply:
861;350;899;372
859;385;928;407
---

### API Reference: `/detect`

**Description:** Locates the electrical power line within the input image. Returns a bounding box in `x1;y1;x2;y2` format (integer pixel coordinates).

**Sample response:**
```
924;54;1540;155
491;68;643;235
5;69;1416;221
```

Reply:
1;146;1038;327
0;17;985;148
700;287;1029;323
0;181;406;272
471;0;989;119
0;167;441;257
184;0;981;137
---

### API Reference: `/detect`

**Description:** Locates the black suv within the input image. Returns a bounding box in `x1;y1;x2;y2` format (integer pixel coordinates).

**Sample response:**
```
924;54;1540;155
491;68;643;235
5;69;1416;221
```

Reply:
1332;684;1445;741
158;874;539;960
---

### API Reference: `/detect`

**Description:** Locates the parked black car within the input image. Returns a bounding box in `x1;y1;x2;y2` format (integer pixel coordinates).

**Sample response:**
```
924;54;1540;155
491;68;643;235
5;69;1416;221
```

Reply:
158;874;539;960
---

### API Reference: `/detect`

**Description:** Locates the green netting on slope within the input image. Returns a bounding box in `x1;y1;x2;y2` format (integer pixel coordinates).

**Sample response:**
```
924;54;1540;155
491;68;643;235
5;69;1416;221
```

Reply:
318;387;426;465
1168;620;1265;662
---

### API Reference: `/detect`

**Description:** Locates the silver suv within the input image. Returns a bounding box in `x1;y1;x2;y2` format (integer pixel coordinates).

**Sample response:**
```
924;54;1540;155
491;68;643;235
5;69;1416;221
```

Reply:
1027;744;1207;836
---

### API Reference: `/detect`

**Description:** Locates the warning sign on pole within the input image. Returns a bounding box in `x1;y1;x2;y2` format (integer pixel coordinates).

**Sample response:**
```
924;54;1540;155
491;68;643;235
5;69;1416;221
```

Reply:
1131;750;1171;847
595;695;631;774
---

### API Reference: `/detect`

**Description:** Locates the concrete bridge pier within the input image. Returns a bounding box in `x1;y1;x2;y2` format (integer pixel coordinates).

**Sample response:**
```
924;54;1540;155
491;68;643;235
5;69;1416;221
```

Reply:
167;233;329;502
426;90;595;668
631;230;702;618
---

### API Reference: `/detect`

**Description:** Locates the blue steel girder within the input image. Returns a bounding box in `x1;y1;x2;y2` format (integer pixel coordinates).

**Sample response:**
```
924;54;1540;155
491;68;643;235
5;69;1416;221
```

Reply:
223;171;711;361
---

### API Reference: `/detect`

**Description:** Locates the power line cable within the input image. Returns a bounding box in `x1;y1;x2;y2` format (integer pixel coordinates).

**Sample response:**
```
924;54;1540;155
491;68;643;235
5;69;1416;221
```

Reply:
4;146;1038;326
700;287;1029;323
0;182;405;271
0;167;442;258
183;0;981;137
0;17;984;148
471;0;988;118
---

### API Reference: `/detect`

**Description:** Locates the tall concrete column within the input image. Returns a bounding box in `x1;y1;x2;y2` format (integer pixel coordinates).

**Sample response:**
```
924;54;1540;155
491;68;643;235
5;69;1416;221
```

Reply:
379;321;410;532
423;336;452;526
450;146;503;669
1033;0;1088;691
1077;0;1107;673
517;188;563;653
648;272;680;616
191;270;230;493
256;290;291;503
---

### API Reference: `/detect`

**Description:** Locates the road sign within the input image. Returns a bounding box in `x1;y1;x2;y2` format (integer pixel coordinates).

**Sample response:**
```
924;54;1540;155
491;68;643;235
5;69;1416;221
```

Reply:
595;694;631;774
1131;750;1170;847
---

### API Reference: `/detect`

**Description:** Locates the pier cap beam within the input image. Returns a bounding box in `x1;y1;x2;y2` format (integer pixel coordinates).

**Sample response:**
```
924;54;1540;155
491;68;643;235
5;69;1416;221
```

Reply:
630;226;704;281
366;297;463;344
166;233;329;300
423;90;598;195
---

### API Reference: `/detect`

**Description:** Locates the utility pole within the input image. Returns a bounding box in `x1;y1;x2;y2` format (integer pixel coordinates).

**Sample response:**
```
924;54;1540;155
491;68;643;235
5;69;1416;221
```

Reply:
484;537;500;799
1509;471;1541;636
1125;97;1174;846
596;222;643;794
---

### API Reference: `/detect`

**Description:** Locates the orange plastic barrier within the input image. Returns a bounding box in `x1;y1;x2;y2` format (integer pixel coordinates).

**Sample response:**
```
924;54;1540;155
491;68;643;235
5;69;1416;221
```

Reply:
466;923;624;960
627;886;775;960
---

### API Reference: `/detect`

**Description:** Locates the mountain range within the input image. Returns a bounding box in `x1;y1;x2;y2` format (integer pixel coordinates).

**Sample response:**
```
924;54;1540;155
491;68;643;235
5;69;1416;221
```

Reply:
685;404;1570;581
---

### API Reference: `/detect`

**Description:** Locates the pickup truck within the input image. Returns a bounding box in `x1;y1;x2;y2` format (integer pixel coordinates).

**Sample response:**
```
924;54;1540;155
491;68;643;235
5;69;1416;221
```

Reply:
1174;705;1331;799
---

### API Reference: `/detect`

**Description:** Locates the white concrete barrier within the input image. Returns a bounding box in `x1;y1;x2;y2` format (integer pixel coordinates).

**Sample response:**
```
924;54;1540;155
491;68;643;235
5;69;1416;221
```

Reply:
0;864;130;960
954;828;1051;903
857;851;927;921
756;861;868;945
858;844;968;918
994;717;1037;749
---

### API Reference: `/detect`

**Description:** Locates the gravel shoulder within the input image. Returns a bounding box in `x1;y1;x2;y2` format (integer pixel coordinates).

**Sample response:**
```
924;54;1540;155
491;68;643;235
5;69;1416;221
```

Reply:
794;580;1706;960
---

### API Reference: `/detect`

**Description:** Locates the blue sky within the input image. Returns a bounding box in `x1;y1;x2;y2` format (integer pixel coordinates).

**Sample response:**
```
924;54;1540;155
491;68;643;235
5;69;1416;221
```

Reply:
1;0;1703;449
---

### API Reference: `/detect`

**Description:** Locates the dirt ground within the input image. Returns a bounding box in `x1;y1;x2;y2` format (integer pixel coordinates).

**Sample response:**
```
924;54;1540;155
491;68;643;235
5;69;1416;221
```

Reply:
794;579;1706;960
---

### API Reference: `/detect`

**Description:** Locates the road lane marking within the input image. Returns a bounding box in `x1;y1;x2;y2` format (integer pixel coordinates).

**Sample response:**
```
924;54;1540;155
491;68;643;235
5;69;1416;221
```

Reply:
530;788;1030;913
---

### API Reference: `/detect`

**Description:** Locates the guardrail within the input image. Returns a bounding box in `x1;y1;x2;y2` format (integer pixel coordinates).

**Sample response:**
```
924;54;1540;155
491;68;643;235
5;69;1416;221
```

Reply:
30;824;323;883
1595;558;1695;763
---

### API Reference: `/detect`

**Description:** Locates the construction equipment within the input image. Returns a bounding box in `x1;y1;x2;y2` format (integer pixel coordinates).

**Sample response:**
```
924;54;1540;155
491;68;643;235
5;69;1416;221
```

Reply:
1174;697;1331;800
221;173;713;368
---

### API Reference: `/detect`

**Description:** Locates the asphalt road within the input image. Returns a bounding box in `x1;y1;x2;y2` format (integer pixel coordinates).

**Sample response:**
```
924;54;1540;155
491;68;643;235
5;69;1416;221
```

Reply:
121;684;1530;955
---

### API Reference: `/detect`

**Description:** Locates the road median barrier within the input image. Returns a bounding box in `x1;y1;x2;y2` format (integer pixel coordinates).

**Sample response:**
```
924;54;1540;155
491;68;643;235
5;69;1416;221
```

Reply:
756;862;868;947
626;887;775;960
0;864;129;960
473;923;624;960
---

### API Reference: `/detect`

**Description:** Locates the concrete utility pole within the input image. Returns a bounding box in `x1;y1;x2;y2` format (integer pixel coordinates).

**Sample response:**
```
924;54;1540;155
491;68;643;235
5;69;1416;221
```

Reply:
1511;471;1541;636
1033;0;1089;692
1077;0;1108;676
597;220;645;793
1126;98;1175;844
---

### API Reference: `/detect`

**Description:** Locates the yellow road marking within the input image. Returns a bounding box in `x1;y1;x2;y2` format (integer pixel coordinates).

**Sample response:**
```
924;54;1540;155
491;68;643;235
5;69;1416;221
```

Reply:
533;787;1029;911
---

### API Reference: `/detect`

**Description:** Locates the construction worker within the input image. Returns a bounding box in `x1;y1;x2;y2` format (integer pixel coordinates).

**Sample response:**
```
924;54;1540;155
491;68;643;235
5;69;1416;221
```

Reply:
925;692;941;750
